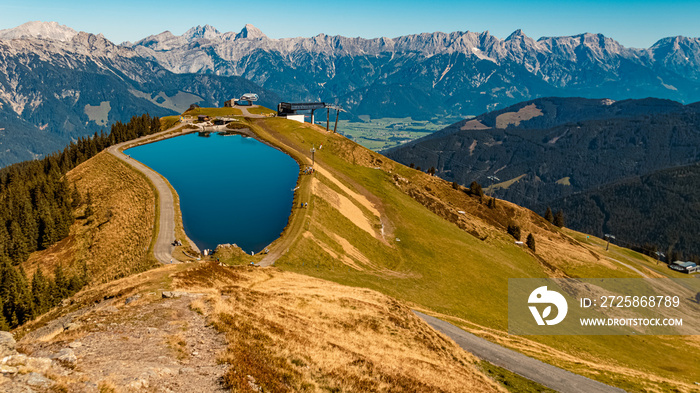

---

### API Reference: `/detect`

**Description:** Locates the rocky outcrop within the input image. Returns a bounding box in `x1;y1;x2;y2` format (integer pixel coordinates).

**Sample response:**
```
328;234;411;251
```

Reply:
0;331;72;392
0;332;16;357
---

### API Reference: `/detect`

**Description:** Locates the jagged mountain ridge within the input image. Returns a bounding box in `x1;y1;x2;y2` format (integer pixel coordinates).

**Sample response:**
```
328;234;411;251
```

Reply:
128;24;700;119
0;21;77;42
0;23;280;167
3;20;700;166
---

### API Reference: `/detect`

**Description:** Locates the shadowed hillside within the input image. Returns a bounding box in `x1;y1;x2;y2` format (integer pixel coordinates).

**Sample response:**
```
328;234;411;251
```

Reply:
384;96;700;257
551;161;700;258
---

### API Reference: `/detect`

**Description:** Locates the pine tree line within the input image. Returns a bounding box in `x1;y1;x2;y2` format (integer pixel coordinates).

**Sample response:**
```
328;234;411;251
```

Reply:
0;114;161;330
0;262;87;330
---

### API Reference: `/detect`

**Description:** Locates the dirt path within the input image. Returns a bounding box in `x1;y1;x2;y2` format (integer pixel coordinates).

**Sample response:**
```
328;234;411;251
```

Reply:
607;257;650;278
238;105;266;118
22;295;227;392
414;311;626;393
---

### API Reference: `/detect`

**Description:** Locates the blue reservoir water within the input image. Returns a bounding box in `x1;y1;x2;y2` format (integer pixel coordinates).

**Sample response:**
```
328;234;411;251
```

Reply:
126;132;299;253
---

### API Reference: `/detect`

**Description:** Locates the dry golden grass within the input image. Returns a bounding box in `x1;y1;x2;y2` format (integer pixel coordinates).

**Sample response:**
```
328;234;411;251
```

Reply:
166;332;189;360
460;119;490;130
495;103;544;128
23;151;158;283
97;380;118;393
171;263;503;393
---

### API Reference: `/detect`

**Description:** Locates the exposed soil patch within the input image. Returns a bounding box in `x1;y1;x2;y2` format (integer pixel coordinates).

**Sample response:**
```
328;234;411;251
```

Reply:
20;295;227;392
311;177;377;237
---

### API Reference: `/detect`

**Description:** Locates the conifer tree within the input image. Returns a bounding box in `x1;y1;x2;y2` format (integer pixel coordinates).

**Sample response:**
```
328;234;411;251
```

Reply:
469;181;484;198
0;225;9;261
553;210;565;228
544;207;554;223
32;267;49;315
0;260;20;326
0;314;9;331
16;266;33;323
150;116;161;134
71;183;82;209
487;197;497;209
38;209;56;249
507;224;521;240
84;192;94;219
52;263;67;304
8;220;30;263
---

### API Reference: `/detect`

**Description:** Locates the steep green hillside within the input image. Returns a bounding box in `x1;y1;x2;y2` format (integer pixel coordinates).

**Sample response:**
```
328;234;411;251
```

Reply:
240;116;699;392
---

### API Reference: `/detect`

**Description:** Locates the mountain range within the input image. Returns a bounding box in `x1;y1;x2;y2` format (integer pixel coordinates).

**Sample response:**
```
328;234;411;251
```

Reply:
383;96;700;256
128;23;700;120
0;22;279;167
2;21;700;167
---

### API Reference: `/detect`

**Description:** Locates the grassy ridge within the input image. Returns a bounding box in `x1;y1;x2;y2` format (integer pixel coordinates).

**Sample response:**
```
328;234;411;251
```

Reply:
23;152;159;283
247;106;276;115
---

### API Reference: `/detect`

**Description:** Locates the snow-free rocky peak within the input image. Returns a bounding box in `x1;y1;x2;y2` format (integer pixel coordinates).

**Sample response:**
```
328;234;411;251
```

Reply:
235;24;266;39
183;24;221;41
0;21;77;42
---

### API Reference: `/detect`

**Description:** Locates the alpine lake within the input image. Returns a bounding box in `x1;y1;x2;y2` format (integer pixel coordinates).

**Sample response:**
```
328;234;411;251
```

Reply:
126;131;299;254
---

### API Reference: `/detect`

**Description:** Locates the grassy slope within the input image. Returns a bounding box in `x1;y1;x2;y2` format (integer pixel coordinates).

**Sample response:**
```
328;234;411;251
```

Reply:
159;115;181;131
247;105;276;115
18;113;696;391
243;117;699;393
22;151;159;283
173;263;503;392
183;107;242;117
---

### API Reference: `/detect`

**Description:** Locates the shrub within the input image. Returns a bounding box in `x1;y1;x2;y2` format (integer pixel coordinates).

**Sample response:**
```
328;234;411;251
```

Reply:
507;224;521;240
468;181;483;198
527;234;536;252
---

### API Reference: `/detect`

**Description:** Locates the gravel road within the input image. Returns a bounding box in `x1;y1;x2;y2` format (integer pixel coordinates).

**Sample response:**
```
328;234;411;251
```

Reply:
107;130;184;264
414;311;626;393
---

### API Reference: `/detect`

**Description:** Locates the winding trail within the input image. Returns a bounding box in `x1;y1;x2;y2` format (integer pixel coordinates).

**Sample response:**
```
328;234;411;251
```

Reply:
414;311;626;393
107;127;189;264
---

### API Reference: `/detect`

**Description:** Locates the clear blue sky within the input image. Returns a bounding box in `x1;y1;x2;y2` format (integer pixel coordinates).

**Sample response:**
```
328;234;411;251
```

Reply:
0;0;698;48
